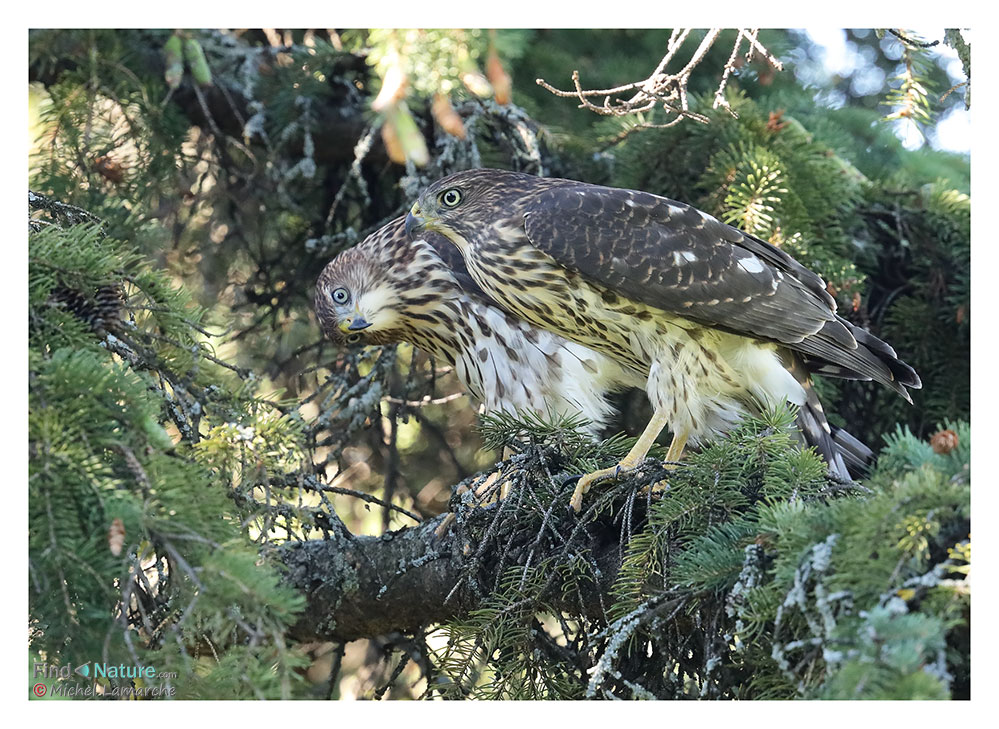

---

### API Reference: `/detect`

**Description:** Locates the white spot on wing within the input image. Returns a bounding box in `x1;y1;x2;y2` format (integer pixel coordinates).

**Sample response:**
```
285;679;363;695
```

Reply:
673;250;699;265
737;255;765;274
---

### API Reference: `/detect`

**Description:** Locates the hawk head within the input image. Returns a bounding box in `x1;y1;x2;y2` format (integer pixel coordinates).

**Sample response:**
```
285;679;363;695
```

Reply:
315;245;400;348
405;168;556;251
315;219;458;348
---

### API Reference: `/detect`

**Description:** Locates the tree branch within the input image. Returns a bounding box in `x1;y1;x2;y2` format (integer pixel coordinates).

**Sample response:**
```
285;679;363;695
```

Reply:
535;28;783;127
279;500;625;643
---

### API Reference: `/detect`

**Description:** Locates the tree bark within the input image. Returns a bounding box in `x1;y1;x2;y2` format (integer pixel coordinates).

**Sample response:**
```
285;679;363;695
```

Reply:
280;509;624;642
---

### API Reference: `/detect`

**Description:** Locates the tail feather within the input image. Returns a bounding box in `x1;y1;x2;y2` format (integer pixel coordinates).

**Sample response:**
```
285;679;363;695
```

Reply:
793;316;921;403
830;424;874;478
844;318;922;391
784;352;874;480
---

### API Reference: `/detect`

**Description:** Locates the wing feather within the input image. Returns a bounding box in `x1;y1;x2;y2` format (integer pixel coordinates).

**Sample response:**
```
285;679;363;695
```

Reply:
521;183;919;397
523;184;842;344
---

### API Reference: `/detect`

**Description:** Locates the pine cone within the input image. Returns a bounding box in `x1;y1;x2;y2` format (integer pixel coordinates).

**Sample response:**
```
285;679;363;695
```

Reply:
49;281;125;332
930;428;959;455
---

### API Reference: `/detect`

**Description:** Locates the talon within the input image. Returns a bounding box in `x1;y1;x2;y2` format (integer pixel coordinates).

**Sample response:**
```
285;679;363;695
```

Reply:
650;480;670;495
433;513;456;539
640;474;673;498
562;474;583;488
568;462;640;513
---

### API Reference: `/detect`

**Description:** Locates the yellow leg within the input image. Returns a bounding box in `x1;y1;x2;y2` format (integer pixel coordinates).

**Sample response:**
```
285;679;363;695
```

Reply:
570;409;670;512
664;430;688;464
647;430;689;496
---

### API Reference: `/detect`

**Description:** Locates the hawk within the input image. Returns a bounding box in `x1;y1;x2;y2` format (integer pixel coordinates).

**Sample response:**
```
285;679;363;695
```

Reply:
314;217;642;433
405;169;918;510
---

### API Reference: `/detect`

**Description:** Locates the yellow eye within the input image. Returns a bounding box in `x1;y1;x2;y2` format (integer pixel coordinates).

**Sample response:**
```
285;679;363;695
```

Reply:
440;188;462;208
346;333;363;345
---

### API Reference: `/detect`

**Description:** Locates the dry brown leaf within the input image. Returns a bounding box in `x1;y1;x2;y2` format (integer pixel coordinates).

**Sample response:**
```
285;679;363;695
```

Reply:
108;518;126;556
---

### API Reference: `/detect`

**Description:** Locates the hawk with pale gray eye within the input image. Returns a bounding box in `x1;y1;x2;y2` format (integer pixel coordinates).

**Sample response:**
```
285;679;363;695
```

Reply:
314;217;642;434
406;168;919;511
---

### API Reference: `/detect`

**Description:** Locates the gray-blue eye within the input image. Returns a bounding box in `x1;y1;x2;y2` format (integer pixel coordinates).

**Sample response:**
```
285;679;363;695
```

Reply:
346;333;363;345
440;188;462;208
332;287;349;304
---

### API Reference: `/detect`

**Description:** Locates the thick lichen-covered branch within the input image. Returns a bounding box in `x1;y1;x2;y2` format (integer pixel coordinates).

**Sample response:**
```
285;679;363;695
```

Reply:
279;503;622;642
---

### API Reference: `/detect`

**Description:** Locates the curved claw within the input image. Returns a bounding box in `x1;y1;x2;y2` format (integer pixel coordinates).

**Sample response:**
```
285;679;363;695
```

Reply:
433;513;456;539
569;463;639;513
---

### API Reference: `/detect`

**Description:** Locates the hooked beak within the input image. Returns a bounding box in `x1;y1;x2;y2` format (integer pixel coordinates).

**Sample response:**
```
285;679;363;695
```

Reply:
338;315;372;333
405;205;426;238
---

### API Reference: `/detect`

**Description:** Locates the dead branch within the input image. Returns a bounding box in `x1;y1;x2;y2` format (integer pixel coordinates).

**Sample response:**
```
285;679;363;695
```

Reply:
536;29;783;127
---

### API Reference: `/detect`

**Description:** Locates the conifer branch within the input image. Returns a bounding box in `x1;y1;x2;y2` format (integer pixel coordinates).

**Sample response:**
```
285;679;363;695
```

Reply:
279;504;624;642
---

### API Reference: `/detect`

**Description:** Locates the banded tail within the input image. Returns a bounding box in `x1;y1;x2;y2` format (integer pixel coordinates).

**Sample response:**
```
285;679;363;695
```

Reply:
786;352;874;480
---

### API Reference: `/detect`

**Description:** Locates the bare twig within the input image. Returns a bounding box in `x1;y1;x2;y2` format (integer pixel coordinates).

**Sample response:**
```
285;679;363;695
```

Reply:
382;391;466;408
536;29;782;128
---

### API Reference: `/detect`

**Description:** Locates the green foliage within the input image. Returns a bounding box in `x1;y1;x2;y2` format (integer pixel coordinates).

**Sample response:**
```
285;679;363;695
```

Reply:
431;409;969;699
882;33;937;137
29;204;310;699
834;181;971;440
433;567;585;700
478;407;638;473
30;30;192;236
359;29;524;99
29;28;970;701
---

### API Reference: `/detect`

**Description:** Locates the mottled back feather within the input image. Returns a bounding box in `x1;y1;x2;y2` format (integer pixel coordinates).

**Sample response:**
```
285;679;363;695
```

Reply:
519;182;919;399
422;169;920;401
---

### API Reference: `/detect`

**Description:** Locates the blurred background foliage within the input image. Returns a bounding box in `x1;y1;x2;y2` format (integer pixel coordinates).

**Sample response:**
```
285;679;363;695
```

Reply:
28;28;969;699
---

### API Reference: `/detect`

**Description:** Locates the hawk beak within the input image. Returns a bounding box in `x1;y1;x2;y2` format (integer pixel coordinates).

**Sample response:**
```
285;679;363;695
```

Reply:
405;207;426;237
338;315;372;332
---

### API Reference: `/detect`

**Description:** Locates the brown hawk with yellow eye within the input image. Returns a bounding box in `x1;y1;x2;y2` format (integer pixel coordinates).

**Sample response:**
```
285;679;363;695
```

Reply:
406;169;918;511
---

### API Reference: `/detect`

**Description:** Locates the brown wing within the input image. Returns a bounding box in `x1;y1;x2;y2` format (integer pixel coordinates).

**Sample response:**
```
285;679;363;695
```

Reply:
522;183;919;398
